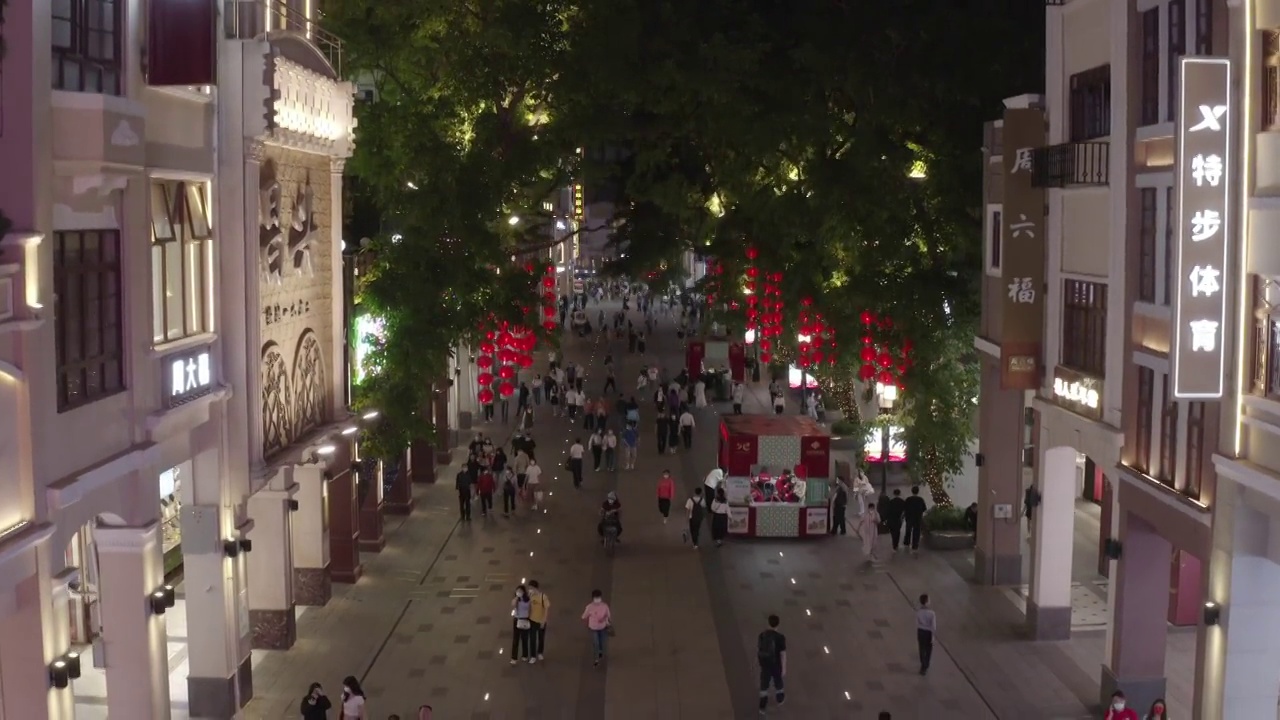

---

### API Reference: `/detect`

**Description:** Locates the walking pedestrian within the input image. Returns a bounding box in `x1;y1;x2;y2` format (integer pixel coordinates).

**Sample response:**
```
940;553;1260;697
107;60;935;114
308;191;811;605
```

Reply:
666;410;680;454
588;429;604;471
1104;692;1140;720
1144;698;1168;720
340;677;367;720
299;682;331;720
829;481;848;535
515;447;530;491
603;368;617;395
528;580;551;661
916;594;935;676
732;382;744;415
694;377;707;408
858;502;881;562
568;439;585;487
885;488;906;551
500;396;510;424
656;470;676;523
533;374;543;405
455;467;473;522
757;614;787;712
526;460;543;509
581;589;612;666
511;585;533;664
604;429;618;471
584;397;596;430
622;425;639;470
772;392;784;415
655;411;669;454
476;466;495;517
565;386;580;420
904;486;928;553
683;487;705;548
711;487;730;547
679;408;695;449
501;467;517;516
703;468;724;513
595;401;608;431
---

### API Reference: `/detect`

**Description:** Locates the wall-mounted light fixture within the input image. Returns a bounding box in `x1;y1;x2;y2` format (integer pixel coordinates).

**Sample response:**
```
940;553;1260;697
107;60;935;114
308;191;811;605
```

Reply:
316;444;337;457
149;584;176;615
362;410;380;420
341;426;358;436
288;499;300;511
223;539;241;558
1203;601;1221;626
239;538;253;554
975;453;985;467
48;651;80;689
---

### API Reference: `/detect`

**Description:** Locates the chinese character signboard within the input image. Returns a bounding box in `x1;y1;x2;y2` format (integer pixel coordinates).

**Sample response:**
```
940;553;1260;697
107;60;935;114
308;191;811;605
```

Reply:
164;347;214;407
999;108;1047;389
572;183;584;222
1172;58;1231;399
1052;365;1103;420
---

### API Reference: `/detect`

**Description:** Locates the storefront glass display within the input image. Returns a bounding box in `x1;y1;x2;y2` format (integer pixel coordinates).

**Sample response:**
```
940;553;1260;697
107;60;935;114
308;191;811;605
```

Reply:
160;462;190;576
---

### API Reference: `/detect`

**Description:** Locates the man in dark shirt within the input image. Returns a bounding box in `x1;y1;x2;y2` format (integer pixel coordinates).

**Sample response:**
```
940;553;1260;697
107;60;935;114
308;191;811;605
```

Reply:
757;614;787;711
903;485;928;552
830;483;849;535
884;489;906;551
455;468;473;522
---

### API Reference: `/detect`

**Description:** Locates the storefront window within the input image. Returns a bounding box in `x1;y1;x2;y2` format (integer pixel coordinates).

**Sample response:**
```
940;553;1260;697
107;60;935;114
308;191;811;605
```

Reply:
160;464;185;574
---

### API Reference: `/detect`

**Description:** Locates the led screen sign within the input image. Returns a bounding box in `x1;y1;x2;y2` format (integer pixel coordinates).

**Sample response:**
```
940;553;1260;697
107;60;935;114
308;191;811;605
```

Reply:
1172;57;1231;400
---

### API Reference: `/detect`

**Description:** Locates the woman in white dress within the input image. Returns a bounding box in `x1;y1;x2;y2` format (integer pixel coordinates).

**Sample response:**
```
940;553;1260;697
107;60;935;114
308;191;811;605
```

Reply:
851;473;876;516
857;503;881;563
694;378;707;408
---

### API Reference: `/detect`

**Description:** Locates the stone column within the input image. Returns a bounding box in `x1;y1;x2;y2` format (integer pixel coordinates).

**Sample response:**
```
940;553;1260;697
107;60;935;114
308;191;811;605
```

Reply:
356;458;386;552
94;523;171;720
974;357;1024;585
1026;443;1076;640
1100;512;1170;712
410;437;436;484
246;479;297;649
0;540;69;720
290;464;331;606
385;448;415;513
327;444;362;583
1198;481;1280;719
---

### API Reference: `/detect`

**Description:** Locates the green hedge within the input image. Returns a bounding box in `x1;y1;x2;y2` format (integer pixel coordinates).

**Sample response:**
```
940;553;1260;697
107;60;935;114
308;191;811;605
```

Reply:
923;504;968;532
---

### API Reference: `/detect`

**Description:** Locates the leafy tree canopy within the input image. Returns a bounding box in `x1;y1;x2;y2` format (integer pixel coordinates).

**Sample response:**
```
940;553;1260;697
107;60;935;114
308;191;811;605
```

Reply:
326;0;1043;472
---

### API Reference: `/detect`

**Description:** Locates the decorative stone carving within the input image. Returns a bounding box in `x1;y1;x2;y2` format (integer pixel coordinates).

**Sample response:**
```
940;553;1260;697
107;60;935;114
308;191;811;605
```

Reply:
271;56;356;157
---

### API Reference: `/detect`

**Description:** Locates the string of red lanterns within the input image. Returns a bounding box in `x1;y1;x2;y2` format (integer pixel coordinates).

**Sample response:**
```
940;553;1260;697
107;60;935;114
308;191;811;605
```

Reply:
857;310;912;386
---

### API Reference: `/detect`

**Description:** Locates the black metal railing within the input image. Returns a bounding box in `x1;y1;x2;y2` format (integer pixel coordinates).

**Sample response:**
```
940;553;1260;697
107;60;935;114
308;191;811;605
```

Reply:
1032;142;1109;187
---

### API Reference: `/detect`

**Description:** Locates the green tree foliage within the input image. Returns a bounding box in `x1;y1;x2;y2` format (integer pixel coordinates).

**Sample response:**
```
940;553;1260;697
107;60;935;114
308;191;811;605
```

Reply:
325;0;1042;468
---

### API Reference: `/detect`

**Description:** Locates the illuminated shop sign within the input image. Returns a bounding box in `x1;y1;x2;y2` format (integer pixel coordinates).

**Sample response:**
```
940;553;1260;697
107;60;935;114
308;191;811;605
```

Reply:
1052;366;1102;420
1172;57;1231;399
165;348;213;407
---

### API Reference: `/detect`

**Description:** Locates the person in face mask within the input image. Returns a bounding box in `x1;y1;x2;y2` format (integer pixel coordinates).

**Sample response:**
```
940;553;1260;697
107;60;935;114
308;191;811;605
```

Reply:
510;585;533;664
339;676;366;719
1143;698;1168;720
1104;690;1139;720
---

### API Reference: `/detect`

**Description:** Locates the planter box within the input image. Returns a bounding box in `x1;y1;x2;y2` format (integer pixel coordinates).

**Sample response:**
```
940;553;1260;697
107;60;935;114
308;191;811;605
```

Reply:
924;530;976;551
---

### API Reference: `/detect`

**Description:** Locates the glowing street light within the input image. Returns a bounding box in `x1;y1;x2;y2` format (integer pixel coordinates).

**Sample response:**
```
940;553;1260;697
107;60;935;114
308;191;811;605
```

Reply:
508;216;521;226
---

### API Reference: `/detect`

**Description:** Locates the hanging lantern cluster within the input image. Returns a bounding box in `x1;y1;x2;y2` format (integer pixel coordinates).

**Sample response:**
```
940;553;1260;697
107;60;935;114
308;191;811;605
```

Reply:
539;263;558;333
475;317;538;405
795;298;838;370
857;311;913;386
705;258;722;307
753;268;785;365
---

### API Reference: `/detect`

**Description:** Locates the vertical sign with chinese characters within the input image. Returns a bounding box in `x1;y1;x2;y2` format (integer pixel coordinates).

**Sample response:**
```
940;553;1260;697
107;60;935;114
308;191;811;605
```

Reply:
1172;58;1231;399
999;107;1047;389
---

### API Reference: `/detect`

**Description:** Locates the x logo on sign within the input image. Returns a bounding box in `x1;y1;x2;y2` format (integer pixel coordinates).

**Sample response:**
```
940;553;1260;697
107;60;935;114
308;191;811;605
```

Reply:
1189;104;1228;132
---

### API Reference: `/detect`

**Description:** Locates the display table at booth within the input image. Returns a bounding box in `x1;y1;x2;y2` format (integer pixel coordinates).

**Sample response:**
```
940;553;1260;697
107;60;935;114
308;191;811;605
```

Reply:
717;414;834;539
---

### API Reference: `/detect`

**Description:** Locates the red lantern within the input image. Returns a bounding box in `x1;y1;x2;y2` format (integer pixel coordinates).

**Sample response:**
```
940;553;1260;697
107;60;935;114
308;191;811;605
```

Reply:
542;277;555;289
878;370;894;385
518;354;534;368
812;349;825;363
746;247;759;260
801;297;813;307
542;320;557;331
485;330;496;341
524;262;535;273
478;388;495;404
878;351;893;368
858;364;875;381
499;382;515;398
860;311;873;325
477;372;494;386
476;355;494;369
862;334;874;346
543;292;556;303
747;308;759;320
500;366;516;381
760;338;772;351
746;267;759;278
545;264;555;275
479;342;496;355
896;364;908;376
543;306;556;318
760;352;772;364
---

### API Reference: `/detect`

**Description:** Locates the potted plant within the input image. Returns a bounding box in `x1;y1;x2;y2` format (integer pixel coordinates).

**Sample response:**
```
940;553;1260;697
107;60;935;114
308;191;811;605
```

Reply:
829;418;861;450
922;504;974;551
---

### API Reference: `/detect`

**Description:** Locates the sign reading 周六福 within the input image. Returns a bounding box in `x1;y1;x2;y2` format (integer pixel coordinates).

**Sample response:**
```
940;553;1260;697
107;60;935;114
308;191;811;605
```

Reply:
1171;58;1231;400
999;107;1047;390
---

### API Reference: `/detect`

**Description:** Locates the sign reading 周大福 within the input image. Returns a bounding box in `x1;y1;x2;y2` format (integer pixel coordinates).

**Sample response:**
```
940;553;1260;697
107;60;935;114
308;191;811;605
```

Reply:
1172;58;1231;400
999;107;1047;390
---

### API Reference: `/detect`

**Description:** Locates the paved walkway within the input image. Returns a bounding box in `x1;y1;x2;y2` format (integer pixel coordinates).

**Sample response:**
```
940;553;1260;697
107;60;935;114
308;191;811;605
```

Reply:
243;299;1166;719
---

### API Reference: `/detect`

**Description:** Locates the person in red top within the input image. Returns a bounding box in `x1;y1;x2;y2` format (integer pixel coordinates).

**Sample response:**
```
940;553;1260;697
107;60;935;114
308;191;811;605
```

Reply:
1103;691;1139;720
656;470;676;524
477;469;496;518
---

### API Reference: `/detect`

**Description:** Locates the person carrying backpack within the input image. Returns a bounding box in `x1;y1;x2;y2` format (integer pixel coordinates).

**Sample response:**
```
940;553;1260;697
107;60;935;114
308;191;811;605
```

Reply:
757;614;787;712
682;487;706;548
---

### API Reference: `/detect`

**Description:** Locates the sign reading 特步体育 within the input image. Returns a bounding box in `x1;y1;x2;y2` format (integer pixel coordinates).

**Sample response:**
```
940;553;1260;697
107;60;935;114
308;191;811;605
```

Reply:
999;107;1047;390
1172;57;1232;400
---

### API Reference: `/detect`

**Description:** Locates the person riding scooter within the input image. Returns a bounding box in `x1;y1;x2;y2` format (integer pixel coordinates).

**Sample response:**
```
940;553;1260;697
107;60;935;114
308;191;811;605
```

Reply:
598;492;623;544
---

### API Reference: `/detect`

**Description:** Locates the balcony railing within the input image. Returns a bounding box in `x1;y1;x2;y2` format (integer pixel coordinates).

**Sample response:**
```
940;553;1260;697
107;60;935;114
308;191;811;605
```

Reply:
1032;142;1109;188
225;0;343;76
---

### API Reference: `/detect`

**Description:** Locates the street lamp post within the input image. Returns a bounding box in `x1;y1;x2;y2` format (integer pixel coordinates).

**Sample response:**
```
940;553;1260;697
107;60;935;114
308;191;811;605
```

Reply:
797;333;812;413
875;381;898;493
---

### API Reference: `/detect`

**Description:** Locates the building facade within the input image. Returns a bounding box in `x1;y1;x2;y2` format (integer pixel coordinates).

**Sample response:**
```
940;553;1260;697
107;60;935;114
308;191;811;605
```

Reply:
0;0;358;717
977;0;1228;715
